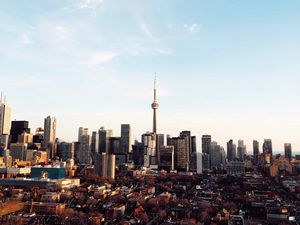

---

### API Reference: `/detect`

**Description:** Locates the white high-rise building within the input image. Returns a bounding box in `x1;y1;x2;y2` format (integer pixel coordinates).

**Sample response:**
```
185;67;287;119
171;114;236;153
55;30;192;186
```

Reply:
43;116;56;158
196;152;203;174
0;96;11;149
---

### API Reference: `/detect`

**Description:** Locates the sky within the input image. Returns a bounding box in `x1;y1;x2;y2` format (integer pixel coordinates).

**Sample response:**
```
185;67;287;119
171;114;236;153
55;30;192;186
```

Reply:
0;0;300;153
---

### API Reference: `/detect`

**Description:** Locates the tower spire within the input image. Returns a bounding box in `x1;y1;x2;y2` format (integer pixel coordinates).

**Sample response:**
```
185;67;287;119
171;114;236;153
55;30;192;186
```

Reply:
151;75;159;134
154;73;157;101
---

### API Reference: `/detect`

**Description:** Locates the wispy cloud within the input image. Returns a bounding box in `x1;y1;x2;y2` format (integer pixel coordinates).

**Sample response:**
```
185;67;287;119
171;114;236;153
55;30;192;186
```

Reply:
77;0;105;9
184;23;201;34
86;51;118;65
155;48;174;55
54;26;70;42
138;19;155;41
20;33;32;45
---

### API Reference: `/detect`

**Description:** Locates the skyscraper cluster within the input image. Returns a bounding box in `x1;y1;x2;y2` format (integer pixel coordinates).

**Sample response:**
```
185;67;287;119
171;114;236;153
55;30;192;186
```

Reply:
0;79;297;181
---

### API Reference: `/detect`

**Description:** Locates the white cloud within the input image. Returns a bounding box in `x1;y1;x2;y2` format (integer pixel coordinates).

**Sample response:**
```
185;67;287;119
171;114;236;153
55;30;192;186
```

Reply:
184;23;201;34
155;48;174;55
77;0;105;9
138;20;155;40
86;51;118;64
20;33;32;45
54;26;70;42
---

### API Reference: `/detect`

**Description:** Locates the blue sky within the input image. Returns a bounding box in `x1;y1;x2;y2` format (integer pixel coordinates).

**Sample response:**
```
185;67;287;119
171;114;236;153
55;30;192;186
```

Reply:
1;0;300;153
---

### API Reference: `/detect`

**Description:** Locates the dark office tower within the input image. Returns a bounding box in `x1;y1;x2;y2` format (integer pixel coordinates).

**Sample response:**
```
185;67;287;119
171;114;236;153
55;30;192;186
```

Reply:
227;140;236;161
108;137;121;154
166;134;172;146
98;127;113;153
132;141;144;169
253;140;259;164
263;139;273;156
202;135;211;154
158;145;174;172
109;137;126;165
91;131;99;155
170;136;189;172
237;140;246;161
210;142;225;168
202;153;210;170
156;133;164;164
33;134;43;144
74;142;80;163
120;124;131;154
284;143;292;160
157;134;164;149
191;136;197;153
57;142;74;161
151;78;159;134
10;121;30;144
190;136;197;171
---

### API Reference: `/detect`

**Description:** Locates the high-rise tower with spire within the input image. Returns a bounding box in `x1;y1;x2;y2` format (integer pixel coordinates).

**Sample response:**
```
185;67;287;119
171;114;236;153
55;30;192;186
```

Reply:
151;77;159;134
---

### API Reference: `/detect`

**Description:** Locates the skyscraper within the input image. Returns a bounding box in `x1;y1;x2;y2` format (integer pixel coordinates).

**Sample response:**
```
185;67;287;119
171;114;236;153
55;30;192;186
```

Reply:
94;153;115;179
10;121;30;144
43;116;56;158
180;131;191;153
78;127;91;164
237;140;246;161
157;134;165;149
196;152;203;174
108;137;121;154
120;124;131;154
190;136;197;171
91;131;99;155
202;135;211;169
227;139;236;161
0;96;11;149
202;135;211;155
191;136;197;153
57;142;74;161
151;78;159;134
78;127;88;141
10;143;27;161
98;127;113;154
158;145;174;172
132;141;144;168
169;136;189;172
263;139;273;156
142;132;157;167
253;140;259;164
210;141;224;168
284;143;292;160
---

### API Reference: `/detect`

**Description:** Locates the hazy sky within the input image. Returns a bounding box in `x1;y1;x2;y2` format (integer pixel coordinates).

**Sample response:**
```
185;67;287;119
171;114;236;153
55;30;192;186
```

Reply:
1;0;300;153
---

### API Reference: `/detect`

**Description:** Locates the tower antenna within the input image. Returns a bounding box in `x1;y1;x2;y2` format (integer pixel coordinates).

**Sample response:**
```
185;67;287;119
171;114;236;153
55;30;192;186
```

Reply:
151;73;159;134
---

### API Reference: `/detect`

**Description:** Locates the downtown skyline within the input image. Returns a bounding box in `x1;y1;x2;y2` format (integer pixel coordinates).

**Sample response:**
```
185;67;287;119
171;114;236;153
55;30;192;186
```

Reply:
1;0;300;152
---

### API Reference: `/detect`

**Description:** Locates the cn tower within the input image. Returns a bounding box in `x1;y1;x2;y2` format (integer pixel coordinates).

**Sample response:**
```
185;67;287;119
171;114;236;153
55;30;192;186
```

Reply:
151;77;159;134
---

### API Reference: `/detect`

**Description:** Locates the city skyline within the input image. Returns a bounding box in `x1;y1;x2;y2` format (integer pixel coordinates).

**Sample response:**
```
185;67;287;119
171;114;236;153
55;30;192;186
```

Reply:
1;1;300;152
